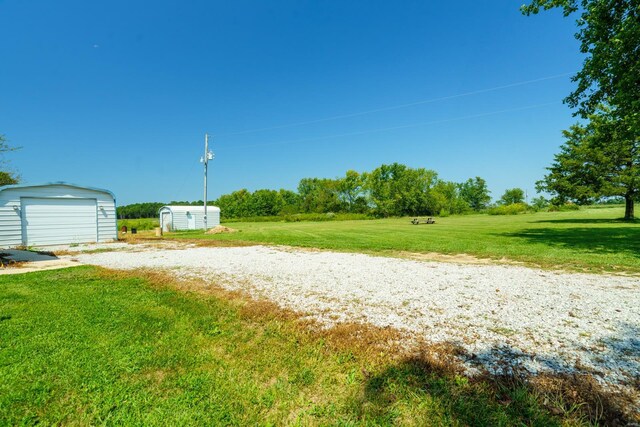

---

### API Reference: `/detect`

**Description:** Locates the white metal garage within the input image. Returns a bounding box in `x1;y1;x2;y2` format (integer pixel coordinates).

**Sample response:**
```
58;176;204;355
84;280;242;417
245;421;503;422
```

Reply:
158;205;220;231
0;182;117;248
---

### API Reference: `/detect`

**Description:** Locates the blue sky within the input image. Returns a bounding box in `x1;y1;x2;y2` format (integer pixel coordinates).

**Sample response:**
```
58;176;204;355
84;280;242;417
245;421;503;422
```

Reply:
0;0;582;205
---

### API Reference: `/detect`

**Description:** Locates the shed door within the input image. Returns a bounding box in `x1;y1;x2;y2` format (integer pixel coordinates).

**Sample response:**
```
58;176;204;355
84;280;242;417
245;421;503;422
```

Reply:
22;198;98;246
161;212;171;232
187;212;196;230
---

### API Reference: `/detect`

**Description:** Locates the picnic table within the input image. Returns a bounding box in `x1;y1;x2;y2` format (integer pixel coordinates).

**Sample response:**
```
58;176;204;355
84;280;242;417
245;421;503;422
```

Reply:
411;217;435;225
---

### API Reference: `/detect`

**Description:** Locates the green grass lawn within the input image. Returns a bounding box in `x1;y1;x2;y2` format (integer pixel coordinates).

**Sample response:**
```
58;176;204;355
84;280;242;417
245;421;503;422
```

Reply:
1;267;608;425
168;205;640;274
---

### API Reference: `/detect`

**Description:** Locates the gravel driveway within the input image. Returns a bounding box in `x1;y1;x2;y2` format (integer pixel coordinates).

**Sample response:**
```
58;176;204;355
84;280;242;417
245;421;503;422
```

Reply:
74;243;640;405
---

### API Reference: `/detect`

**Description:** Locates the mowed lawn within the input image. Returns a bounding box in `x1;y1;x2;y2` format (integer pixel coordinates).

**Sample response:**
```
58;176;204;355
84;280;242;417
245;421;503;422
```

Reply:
169;205;640;274
1;267;603;425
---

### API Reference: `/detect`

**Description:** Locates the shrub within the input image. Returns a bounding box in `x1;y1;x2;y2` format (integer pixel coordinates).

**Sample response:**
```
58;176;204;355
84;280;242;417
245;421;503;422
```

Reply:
221;215;284;223
548;203;580;212
221;213;373;224
487;203;530;215
283;213;371;222
531;196;549;210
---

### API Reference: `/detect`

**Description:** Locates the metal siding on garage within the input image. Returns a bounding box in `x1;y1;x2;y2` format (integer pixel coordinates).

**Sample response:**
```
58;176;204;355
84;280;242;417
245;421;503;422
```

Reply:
21;197;98;246
187;212;196;229
209;209;220;227
157;205;221;231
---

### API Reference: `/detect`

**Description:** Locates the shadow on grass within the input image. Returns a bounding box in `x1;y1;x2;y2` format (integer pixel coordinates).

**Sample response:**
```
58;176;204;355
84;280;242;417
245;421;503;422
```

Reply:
502;226;640;257
356;331;637;426
358;355;562;426
531;218;639;225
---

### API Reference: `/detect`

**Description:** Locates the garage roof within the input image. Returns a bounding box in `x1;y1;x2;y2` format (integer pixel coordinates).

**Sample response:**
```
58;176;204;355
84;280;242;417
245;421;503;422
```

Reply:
0;182;116;199
160;205;221;213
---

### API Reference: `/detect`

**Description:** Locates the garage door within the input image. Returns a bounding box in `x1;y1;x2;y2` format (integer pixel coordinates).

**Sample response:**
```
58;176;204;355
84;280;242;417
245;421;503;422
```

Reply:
22;198;98;246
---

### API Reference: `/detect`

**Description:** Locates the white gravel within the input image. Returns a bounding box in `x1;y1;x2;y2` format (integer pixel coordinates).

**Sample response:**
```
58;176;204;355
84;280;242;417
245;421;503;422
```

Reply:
74;244;640;402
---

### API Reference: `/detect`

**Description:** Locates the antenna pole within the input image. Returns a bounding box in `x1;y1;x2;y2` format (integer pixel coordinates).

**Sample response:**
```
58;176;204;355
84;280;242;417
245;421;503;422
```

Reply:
203;133;209;231
199;133;214;232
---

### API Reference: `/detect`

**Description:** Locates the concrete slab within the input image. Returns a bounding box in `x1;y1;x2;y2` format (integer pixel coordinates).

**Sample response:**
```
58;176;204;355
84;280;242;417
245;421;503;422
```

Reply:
0;250;78;275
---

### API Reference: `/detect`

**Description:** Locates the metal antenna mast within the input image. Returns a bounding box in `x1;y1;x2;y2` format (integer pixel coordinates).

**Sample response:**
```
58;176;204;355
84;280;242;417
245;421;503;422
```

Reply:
200;133;214;231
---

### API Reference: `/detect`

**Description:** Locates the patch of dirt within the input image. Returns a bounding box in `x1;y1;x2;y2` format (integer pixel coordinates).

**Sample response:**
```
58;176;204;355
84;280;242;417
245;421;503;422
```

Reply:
400;251;501;265
205;226;239;234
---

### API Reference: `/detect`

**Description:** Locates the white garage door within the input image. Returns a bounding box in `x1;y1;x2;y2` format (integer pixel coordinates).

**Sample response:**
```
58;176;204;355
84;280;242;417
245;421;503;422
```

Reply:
22;198;98;246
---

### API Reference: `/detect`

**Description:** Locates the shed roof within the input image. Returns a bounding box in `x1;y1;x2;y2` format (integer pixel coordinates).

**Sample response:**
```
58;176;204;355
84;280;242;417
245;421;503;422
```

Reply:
159;205;221;214
0;182;116;199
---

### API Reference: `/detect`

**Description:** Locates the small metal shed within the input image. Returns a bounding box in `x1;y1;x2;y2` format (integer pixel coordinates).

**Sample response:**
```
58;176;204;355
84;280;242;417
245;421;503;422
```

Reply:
0;182;117;248
159;205;221;231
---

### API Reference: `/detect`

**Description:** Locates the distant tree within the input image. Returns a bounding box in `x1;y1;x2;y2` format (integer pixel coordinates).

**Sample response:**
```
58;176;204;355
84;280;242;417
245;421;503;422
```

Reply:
247;189;283;217
365;163;439;217
169;200;201;206
177;200;195;206
297;178;342;213
215;189;252;219
531;196;549;210
536;110;639;219
499;188;525;205
116;202;165;219
597;196;626;205
0;134;20;186
277;189;300;214
458;177;491;211
336;170;366;212
431;180;469;215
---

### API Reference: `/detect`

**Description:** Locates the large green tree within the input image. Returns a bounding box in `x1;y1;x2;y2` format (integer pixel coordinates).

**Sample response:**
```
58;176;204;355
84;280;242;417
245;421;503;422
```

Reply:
499;188;526;205
522;0;640;134
277;189;300;214
246;189;284;217
524;0;639;219
365;163;439;217
430;180;469;215
215;189;252;219
297;177;343;213
336;170;366;212
459;177;491;211
537;110;638;219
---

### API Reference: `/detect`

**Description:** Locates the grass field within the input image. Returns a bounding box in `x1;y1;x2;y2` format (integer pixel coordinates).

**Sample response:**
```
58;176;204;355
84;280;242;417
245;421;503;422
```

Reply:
1;267;614;425
167;205;640;274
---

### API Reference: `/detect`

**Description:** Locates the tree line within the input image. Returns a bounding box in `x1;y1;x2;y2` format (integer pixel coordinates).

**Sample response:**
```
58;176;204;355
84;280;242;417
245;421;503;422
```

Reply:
116;163;529;220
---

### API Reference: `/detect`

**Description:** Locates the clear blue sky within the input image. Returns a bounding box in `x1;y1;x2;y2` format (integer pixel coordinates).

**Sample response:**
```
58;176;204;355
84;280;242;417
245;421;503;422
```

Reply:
0;0;582;205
